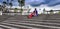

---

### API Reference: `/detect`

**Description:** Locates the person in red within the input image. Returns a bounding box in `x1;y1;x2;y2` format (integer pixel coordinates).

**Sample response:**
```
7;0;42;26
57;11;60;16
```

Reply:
28;12;34;19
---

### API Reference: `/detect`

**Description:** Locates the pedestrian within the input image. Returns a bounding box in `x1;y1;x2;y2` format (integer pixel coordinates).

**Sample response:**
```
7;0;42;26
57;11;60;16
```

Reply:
33;8;38;16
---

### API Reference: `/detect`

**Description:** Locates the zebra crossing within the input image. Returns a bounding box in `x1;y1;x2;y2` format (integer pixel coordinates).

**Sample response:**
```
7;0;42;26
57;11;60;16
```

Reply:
0;14;60;29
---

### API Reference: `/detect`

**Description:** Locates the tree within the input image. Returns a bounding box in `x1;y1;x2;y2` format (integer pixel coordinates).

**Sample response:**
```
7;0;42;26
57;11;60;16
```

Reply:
50;10;53;14
9;0;13;10
3;1;7;4
58;11;60;14
7;0;13;12
6;0;13;6
9;2;12;9
14;8;18;13
10;0;13;6
0;5;2;11
18;0;25;13
43;8;46;14
15;8;18;10
3;1;7;12
2;0;13;12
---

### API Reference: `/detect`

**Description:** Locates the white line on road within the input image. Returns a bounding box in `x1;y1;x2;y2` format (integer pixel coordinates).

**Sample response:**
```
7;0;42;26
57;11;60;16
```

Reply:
0;23;40;29
0;25;18;29
1;22;60;29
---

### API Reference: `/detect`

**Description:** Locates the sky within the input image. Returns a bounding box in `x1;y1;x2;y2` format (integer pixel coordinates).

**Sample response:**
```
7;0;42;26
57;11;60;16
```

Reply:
25;0;60;11
0;0;60;7
25;0;60;7
0;0;19;6
0;0;60;13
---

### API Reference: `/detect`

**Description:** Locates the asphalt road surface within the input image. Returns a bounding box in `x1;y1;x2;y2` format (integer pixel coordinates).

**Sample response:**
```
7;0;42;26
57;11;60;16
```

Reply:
0;14;60;29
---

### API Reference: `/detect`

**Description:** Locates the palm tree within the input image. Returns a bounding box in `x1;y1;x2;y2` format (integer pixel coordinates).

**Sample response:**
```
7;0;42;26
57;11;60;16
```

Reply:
10;0;13;6
9;2;12;9
3;1;7;4
7;0;13;12
18;0;25;13
3;1;7;12
9;0;13;10
6;0;13;6
2;0;13;12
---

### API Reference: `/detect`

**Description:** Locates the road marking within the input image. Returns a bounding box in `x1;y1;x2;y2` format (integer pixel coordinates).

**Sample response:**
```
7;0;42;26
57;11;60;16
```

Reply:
0;23;39;29
1;22;60;29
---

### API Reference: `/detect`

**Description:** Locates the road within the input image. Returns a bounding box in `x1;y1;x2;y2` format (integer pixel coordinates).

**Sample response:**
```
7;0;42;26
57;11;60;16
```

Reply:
0;14;60;29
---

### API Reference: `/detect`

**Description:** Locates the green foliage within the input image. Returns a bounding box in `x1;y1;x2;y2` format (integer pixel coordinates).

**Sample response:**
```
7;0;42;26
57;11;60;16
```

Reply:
14;10;16;13
21;0;25;6
18;0;25;6
50;10;53;12
3;1;7;4
11;0;14;1
3;0;13;6
18;0;25;13
9;3;12;7
58;11;60;14
20;9;23;13
50;10;53;14
0;5;1;10
18;0;20;3
14;8;18;13
15;8;18;10
2;0;13;12
0;8;1;11
7;0;9;1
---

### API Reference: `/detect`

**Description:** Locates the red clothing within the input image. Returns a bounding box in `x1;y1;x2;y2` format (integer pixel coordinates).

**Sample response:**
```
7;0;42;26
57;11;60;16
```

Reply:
28;13;34;19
